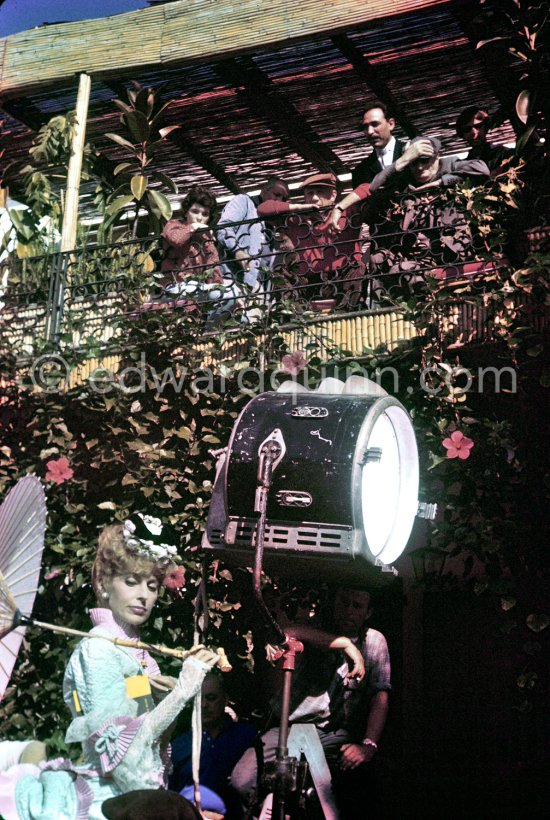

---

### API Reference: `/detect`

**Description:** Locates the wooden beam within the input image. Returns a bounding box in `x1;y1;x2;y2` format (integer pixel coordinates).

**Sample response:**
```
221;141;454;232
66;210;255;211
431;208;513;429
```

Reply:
331;34;419;139
0;98;47;132
215;57;345;174
105;81;241;194
165;129;242;195
0;0;452;98
60;73;91;252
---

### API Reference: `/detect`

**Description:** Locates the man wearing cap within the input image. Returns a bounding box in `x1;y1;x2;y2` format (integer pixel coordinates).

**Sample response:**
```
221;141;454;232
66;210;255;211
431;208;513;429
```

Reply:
257;172;365;304
364;136;490;297
370;135;490;193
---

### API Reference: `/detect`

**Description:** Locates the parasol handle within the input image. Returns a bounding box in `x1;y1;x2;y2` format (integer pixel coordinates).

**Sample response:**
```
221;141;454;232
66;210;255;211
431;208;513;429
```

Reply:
16;615;232;671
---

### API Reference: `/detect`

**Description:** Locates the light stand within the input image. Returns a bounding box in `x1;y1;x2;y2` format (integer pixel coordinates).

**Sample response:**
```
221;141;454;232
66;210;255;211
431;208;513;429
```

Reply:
202;383;425;818
251;429;319;820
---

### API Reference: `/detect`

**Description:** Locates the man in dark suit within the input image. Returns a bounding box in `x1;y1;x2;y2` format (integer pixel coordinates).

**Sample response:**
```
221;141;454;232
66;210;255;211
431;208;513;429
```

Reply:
351;102;405;188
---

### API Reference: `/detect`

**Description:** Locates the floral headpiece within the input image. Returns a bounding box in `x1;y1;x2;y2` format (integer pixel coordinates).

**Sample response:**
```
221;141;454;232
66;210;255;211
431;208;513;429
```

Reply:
122;513;178;563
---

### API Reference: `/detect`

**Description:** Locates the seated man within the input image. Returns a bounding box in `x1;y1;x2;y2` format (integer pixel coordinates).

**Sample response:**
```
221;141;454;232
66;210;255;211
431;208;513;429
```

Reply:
216;177;290;297
231;587;390;820
257;173;366;307
169;672;257;809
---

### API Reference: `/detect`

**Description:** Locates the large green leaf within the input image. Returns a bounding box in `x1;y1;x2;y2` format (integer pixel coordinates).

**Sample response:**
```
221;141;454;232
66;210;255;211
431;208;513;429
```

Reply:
123;110;151;144
515;122;538;155
147;189;172;222
133;86;151;115
113;99;133;115
158;125;180;140
152;171;178;194
9;208;36;242
104;194;135;216
105;133;136;151
113;162;133;177
131;175;148;201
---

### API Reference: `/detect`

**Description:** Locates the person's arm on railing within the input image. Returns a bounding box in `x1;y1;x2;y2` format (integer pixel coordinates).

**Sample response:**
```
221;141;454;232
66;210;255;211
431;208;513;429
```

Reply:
325;183;371;234
256;200;318;218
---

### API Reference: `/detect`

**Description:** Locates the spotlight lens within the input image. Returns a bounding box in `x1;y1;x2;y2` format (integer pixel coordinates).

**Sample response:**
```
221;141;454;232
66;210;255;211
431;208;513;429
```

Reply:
359;405;419;565
361;414;400;557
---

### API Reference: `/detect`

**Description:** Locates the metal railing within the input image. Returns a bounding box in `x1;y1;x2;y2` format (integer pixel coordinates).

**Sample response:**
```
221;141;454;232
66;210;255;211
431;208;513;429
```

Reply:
0;191;518;364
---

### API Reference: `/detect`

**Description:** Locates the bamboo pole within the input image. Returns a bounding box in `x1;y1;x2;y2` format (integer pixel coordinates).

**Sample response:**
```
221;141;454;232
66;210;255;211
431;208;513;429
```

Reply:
60;72;91;254
24;617;232;670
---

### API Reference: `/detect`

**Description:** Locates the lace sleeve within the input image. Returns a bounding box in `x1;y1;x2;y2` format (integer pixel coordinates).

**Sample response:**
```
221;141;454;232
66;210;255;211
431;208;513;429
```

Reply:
112;656;210;792
63;637;139;744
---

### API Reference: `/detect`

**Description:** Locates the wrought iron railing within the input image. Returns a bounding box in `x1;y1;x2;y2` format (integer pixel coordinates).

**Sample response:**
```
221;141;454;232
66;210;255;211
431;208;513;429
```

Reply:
0;191;524;366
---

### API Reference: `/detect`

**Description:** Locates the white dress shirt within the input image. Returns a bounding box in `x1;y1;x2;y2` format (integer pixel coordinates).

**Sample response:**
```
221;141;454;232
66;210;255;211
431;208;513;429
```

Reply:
375;136;397;168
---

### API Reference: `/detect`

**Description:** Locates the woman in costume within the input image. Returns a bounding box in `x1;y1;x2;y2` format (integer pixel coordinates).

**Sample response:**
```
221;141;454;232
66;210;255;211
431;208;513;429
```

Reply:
0;515;220;820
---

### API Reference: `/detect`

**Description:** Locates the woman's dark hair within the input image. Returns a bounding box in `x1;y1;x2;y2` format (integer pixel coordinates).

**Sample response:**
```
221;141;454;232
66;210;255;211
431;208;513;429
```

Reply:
179;186;218;225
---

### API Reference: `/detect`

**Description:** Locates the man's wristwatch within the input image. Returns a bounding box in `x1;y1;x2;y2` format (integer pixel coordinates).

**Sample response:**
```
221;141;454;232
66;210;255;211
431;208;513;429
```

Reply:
362;738;378;750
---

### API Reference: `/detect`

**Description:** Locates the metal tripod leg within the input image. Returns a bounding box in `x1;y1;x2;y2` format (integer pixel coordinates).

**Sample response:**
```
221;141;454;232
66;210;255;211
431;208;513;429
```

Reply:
287;724;340;820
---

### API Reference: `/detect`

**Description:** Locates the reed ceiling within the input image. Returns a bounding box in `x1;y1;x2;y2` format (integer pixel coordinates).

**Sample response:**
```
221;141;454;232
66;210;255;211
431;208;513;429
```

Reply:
0;0;519;216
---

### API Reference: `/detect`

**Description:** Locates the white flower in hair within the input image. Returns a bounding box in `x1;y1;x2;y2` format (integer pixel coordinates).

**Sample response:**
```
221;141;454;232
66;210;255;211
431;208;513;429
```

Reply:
122;519;140;550
138;514;163;536
123;513;177;560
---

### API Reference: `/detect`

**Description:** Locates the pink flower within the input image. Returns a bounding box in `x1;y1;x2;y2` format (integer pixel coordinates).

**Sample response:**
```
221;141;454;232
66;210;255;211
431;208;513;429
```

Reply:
163;566;185;590
45;457;74;484
281;350;307;376
442;430;474;460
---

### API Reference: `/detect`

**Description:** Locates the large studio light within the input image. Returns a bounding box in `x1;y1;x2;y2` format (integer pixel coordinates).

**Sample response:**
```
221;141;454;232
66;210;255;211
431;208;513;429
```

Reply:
203;377;420;584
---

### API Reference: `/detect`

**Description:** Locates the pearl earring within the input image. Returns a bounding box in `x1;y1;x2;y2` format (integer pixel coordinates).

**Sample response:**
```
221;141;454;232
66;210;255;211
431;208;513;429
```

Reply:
101;590;109;600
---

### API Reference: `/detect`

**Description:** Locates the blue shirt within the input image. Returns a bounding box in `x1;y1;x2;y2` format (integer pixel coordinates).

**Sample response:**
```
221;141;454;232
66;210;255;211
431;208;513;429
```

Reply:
169;716;257;793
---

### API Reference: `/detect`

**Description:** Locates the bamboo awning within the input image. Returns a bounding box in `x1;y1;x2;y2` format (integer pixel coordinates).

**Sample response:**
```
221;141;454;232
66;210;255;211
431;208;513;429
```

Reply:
0;0;519;213
0;0;450;96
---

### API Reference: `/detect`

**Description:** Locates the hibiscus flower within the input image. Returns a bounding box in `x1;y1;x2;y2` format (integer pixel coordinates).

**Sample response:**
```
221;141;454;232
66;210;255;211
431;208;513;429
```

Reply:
281;350;307;376
45;457;74;484
163;566;186;590
442;430;474;460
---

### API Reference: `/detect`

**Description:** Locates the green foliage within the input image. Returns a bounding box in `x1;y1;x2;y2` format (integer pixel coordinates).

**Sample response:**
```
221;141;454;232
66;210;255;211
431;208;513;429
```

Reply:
99;82;179;240
476;0;549;152
0;168;548;750
1;112;99;263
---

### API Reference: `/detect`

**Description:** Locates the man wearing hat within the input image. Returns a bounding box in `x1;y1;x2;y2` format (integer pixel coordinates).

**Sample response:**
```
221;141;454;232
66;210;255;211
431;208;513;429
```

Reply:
364;136;491;298
370;135;490;193
257;172;365;305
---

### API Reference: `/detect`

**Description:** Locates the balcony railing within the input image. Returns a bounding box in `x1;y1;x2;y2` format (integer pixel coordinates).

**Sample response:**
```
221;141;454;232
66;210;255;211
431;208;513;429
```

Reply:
1;191;544;374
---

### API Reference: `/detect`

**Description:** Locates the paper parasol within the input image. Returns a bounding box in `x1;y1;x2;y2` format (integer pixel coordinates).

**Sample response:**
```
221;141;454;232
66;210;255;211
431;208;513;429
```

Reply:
0;475;47;699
